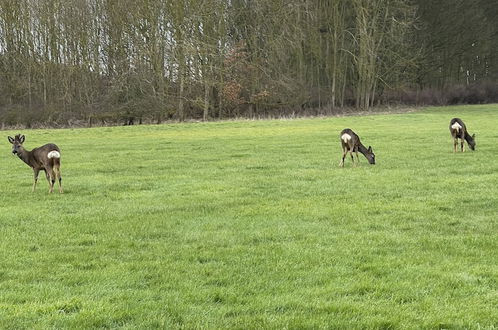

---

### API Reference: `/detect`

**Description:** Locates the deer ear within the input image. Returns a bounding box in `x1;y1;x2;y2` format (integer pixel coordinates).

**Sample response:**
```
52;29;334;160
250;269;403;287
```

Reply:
19;135;25;143
472;133;476;138
8;136;14;144
368;146;372;152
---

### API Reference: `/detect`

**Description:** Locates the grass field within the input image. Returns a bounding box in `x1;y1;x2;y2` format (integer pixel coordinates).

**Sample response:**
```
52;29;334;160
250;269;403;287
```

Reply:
1;104;497;328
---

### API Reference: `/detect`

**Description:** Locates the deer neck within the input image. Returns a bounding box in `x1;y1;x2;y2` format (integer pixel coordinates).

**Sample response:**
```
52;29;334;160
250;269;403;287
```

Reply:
464;131;473;143
17;148;34;167
357;143;369;156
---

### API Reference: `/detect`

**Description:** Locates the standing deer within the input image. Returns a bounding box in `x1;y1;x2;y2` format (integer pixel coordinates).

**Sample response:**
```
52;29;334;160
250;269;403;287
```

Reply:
449;118;476;152
339;128;375;167
8;134;63;193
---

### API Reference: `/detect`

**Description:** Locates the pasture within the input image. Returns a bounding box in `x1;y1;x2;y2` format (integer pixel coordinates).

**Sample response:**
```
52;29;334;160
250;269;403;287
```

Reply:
1;104;497;328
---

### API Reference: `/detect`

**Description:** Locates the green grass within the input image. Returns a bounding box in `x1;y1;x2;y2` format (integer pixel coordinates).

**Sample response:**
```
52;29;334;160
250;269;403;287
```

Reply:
1;104;497;329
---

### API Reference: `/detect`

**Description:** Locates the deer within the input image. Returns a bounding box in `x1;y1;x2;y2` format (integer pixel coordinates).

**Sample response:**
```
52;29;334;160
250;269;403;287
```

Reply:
8;134;63;193
449;118;475;152
339;128;375;167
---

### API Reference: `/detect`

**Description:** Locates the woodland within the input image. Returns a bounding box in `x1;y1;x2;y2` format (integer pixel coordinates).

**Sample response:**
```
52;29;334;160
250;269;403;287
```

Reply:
0;0;497;126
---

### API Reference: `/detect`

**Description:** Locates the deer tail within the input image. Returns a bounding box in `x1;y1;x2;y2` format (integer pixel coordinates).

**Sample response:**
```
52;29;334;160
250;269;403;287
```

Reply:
47;150;60;159
47;150;61;168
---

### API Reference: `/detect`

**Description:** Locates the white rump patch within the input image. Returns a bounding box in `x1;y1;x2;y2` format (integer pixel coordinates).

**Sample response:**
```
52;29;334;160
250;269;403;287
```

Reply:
451;122;462;131
341;133;352;143
47;150;60;159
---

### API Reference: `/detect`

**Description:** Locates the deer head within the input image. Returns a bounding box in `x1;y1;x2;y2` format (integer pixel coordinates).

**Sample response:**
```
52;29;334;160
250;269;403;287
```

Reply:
468;134;476;150
366;146;375;164
8;134;25;155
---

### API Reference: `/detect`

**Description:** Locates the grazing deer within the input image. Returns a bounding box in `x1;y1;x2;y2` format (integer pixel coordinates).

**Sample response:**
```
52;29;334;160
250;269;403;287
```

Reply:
8;134;63;193
339;129;375;167
449;118;475;152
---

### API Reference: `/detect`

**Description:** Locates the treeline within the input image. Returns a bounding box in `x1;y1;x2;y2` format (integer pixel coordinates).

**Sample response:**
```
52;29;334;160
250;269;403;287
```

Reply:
0;0;497;126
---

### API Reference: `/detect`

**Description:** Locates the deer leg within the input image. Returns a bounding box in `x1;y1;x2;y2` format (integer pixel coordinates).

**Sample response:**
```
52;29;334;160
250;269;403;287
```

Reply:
45;167;55;193
32;168;40;192
55;166;63;193
50;171;56;193
350;149;355;167
340;147;347;167
355;151;360;165
453;138;458;152
461;138;465;152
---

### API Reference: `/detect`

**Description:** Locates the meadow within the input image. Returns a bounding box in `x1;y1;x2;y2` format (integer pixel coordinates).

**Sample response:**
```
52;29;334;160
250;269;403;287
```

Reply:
0;104;497;329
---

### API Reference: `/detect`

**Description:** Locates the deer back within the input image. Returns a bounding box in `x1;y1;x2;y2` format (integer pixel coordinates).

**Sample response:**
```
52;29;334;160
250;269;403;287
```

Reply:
449;118;467;139
340;128;360;149
32;144;61;167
